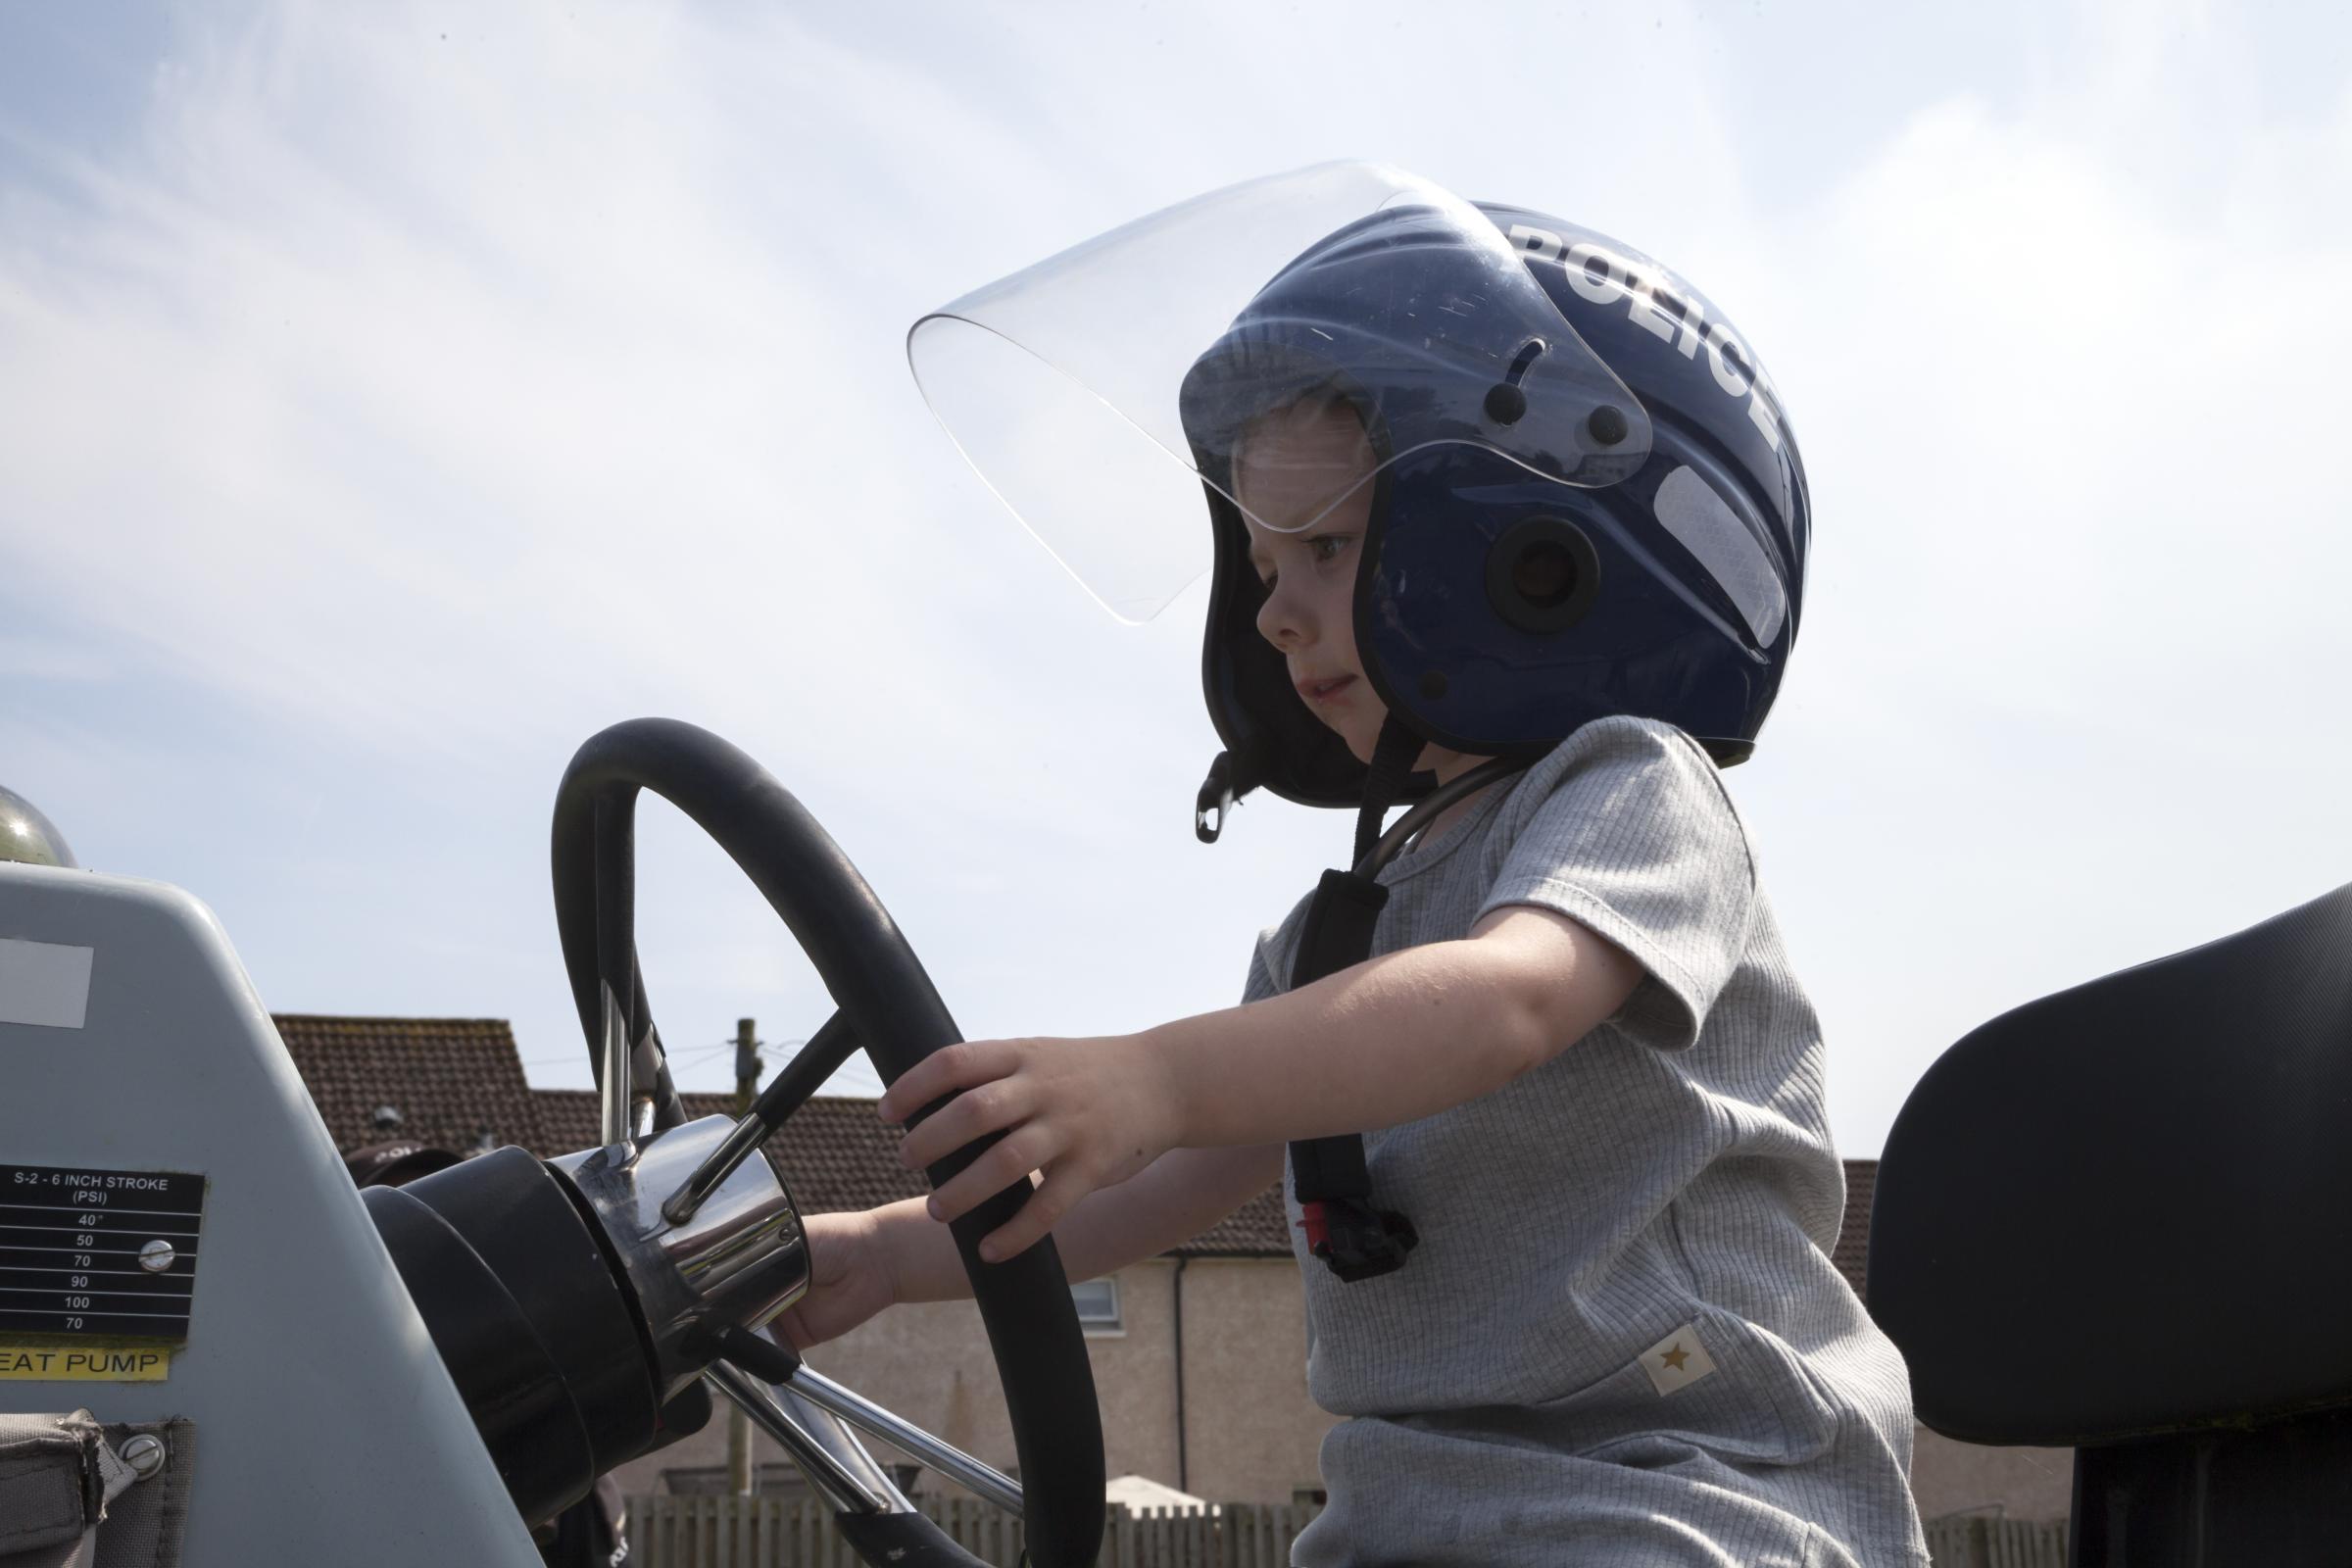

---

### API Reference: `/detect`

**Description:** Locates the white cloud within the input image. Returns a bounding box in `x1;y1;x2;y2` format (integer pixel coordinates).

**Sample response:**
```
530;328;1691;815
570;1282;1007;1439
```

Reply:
1730;27;2352;1145
1;0;2346;1155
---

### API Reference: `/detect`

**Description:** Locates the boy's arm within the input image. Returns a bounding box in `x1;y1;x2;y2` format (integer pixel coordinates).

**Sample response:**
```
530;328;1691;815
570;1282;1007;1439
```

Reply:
1155;904;1642;1148
884;903;1642;1262
868;1143;1284;1303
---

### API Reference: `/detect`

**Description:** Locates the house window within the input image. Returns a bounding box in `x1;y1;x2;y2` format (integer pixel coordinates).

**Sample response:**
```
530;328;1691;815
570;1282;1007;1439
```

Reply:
1070;1277;1121;1334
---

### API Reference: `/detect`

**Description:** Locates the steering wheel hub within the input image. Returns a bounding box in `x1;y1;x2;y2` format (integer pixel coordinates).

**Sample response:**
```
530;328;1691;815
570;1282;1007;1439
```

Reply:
552;1114;810;1399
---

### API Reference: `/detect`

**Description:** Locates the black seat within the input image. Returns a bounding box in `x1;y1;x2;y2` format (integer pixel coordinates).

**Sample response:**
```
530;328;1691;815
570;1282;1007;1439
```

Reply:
1869;880;2352;1564
1869;878;2352;1445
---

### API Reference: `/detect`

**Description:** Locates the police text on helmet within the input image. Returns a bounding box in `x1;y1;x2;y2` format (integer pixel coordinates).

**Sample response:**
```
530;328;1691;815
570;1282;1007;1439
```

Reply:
1507;224;1787;452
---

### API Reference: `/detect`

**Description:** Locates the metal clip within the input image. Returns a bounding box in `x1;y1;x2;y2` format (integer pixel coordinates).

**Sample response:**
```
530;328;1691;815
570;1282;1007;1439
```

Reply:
1195;752;1238;844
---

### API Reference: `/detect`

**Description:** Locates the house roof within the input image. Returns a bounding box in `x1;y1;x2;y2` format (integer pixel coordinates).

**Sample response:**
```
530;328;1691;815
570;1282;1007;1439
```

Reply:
273;1015;1879;1294
1170;1188;1294;1259
275;1014;547;1157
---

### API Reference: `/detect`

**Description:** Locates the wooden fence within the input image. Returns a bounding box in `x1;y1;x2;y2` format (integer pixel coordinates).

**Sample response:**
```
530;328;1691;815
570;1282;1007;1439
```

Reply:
629;1495;1322;1568
631;1495;2066;1568
1921;1513;2069;1568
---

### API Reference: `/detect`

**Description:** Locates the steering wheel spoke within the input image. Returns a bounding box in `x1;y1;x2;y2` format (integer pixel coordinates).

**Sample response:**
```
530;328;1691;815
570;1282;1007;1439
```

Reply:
662;1008;866;1226
705;1360;909;1516
706;1331;1024;1515
788;1363;1024;1515
703;1323;1021;1517
597;978;634;1146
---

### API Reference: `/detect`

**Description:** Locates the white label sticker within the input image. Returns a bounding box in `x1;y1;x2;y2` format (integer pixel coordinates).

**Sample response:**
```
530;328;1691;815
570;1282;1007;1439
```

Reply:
0;938;94;1029
1639;1322;1720;1396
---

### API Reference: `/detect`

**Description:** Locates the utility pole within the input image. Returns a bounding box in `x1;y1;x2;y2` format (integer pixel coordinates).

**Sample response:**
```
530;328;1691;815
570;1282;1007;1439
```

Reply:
726;1016;761;1497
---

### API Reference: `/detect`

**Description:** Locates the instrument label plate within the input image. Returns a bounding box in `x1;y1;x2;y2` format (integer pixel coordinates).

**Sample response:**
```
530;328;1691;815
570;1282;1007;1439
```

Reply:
0;1164;203;1343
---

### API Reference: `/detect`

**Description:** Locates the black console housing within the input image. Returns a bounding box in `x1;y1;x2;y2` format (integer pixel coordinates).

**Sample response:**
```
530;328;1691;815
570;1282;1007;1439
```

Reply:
365;1146;683;1523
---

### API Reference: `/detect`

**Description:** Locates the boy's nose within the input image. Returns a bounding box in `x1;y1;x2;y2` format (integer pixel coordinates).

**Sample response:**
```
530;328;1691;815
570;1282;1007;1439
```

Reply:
1254;581;1312;651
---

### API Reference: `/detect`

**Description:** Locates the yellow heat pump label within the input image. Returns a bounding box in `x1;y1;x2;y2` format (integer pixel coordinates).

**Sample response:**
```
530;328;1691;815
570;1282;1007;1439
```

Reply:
0;1345;172;1381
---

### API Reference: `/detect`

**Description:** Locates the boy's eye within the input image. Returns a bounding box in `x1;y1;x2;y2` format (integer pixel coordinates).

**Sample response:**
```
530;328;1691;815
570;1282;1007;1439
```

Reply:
1253;534;1353;593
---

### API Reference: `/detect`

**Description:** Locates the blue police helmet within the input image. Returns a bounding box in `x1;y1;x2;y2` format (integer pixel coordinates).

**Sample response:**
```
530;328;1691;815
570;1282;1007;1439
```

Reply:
1185;202;1809;813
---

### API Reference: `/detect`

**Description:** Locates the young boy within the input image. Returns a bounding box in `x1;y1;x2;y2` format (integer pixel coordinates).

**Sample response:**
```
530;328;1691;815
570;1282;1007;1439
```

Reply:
789;167;1929;1566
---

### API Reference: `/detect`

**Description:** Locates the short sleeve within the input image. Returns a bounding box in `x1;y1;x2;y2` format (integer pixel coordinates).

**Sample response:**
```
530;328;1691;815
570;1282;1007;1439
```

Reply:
1241;941;1280;1004
1476;716;1756;1053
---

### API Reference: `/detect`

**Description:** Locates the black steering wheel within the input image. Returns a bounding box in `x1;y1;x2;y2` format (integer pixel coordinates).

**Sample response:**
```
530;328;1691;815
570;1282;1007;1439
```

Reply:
550;717;1105;1568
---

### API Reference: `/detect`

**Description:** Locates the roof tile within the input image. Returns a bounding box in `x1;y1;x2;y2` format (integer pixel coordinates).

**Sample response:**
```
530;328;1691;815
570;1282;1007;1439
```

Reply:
273;1014;546;1159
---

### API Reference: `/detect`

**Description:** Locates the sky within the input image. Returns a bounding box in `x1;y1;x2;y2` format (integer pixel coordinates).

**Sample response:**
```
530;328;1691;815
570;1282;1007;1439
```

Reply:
2;1;2348;1158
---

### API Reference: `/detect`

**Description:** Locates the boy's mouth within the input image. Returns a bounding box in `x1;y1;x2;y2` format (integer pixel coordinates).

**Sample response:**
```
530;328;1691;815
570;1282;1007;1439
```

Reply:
1298;675;1356;704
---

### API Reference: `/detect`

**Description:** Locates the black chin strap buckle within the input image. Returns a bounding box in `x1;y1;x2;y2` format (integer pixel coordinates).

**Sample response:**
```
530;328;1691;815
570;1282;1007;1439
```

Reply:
1195;752;1240;844
1297;1197;1419;1284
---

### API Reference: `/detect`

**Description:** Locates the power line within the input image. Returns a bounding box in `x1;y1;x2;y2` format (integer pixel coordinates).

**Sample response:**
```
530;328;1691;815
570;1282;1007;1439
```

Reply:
519;1037;740;1072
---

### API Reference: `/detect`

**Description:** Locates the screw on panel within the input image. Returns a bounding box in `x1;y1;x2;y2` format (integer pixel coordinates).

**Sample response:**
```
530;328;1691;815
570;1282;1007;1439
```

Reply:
120;1435;166;1478
137;1240;174;1273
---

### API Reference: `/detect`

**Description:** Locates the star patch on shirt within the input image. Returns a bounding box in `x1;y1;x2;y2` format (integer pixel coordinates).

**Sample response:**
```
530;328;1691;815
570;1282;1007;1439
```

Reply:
1639;1323;1719;1396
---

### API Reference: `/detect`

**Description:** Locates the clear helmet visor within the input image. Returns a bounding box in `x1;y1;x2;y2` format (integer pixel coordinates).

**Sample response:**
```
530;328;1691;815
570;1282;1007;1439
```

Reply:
907;162;1650;622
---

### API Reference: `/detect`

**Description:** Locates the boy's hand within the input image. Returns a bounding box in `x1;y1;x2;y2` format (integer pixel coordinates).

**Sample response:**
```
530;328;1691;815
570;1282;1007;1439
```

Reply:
774;1208;900;1351
878;1034;1182;1264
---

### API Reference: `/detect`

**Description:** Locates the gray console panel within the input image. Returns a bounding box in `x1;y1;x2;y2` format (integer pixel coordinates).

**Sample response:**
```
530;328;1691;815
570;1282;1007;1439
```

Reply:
0;861;538;1564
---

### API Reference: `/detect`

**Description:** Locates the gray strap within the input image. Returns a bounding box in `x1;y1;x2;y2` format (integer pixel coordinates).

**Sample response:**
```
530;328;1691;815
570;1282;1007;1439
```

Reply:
0;1412;187;1568
0;1411;117;1568
0;1451;87;1560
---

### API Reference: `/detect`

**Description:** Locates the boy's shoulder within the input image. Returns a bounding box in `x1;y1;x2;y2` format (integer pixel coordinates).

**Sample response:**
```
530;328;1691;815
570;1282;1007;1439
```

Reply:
1492;714;1741;839
1524;712;1724;786
1467;715;1762;946
1249;717;1741;977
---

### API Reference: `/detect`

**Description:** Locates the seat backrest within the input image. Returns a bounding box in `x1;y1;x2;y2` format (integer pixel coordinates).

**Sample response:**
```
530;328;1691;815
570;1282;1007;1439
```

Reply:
1867;879;2352;1446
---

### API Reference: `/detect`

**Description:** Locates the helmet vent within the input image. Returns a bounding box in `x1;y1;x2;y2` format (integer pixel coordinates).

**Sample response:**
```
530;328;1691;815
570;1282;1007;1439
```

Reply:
1485;516;1600;635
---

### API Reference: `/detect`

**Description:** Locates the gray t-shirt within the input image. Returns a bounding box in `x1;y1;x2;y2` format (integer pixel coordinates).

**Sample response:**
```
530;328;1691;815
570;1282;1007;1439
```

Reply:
1244;716;1929;1567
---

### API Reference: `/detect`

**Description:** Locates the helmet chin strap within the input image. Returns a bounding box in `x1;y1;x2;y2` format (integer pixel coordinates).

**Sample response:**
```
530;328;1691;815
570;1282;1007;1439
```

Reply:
1286;711;1431;1283
1351;713;1427;872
